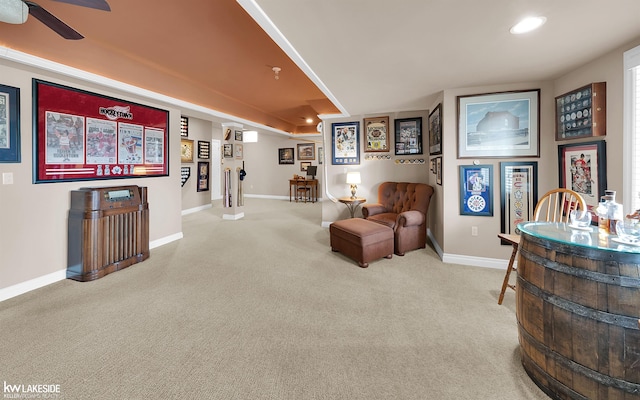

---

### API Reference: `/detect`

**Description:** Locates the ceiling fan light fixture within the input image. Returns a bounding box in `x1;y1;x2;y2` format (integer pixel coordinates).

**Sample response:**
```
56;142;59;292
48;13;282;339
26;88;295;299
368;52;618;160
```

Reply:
0;0;29;24
510;16;546;34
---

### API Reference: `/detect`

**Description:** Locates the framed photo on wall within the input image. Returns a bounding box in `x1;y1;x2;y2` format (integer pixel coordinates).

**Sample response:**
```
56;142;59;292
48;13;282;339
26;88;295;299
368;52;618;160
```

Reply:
429;104;442;155
457;89;540;158
363;116;390;152
300;161;311;172
435;156;442;186
197;140;210;159
500;161;538;238
278;147;294;164
459;164;493;216
558;140;606;215
223;143;233;158
0;83;20;163
395;117;422;155
332;121;360;165
33;79;169;183
181;139;194;163
197;161;209;192
297;143;315;160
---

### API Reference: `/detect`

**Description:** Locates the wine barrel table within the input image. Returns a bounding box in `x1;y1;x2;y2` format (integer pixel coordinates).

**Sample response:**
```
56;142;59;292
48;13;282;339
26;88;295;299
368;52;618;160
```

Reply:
516;222;640;400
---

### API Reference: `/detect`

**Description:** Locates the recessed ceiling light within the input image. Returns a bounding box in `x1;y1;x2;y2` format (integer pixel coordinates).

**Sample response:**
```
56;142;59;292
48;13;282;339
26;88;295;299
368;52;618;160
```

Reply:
306;118;313;123
510;16;547;34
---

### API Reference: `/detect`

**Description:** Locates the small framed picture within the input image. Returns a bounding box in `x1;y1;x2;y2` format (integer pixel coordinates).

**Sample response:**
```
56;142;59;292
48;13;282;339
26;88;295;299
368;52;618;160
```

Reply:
181;139;194;163
0;84;20;163
197;161;210;192
429;104;442;155
297;143;315;160
235;144;243;160
300;161;311;172
235;130;243;141
197;140;210;159
435;156;442;186
459;164;493;216
223;143;233;158
278;148;294;164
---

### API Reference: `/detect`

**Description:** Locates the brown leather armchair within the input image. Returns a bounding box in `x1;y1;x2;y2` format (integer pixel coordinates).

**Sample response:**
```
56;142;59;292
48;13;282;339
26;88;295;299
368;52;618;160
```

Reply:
362;182;434;256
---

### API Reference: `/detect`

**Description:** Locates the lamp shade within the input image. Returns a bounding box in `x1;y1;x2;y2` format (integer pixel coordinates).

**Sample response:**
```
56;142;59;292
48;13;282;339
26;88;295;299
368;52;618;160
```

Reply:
0;0;28;24
346;172;361;185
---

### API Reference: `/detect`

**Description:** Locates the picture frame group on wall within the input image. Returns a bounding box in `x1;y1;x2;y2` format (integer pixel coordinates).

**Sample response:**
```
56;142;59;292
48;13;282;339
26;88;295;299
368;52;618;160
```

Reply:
278;147;294;164
500;161;538;238
558;140;607;215
395;117;422;155
429;104;442;156
457;89;540;158
0;83;20;163
297;143;315;160
363;116;390;152
459;164;493;216
332;121;360;165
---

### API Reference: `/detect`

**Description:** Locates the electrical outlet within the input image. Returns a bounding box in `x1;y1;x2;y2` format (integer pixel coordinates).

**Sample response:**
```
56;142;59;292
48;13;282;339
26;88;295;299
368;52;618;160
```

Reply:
471;226;478;236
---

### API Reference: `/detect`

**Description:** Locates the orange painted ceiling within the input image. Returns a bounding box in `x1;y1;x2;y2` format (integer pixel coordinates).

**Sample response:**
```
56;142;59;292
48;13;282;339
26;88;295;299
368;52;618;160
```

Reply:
0;0;338;134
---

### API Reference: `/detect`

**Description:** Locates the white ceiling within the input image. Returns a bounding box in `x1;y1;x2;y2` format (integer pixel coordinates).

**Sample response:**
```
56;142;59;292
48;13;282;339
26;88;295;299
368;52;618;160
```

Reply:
248;0;640;117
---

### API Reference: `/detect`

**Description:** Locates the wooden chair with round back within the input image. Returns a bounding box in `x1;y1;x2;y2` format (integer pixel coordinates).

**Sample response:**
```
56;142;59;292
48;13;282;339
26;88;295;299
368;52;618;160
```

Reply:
497;188;587;305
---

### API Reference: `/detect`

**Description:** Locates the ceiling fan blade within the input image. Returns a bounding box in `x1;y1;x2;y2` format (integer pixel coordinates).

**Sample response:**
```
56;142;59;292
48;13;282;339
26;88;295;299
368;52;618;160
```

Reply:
51;0;110;12
23;1;83;40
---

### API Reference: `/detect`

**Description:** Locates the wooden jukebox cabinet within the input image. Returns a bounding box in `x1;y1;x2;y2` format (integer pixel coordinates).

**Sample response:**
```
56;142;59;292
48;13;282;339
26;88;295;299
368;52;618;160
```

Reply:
67;185;149;281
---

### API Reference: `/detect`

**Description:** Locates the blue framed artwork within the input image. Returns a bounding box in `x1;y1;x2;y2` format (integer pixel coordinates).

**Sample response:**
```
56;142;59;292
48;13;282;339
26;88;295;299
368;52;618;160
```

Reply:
0;84;21;163
459;164;493;216
332;121;360;165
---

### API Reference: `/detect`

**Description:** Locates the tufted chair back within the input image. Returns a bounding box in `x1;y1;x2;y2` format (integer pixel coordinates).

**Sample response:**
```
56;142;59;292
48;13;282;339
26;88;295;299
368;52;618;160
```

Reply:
377;182;432;216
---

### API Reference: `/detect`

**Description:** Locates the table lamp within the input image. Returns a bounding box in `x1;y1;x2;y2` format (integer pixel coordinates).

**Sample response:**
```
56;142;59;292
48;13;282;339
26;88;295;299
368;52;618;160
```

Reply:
346;172;361;199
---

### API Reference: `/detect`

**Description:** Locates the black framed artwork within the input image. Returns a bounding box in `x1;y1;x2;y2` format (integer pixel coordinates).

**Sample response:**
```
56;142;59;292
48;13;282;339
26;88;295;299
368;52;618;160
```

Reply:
197;140;210;159
500;161;538;238
395;117;422;155
558;140;606;216
429;104;442;155
278;147;294;164
197;161;210;192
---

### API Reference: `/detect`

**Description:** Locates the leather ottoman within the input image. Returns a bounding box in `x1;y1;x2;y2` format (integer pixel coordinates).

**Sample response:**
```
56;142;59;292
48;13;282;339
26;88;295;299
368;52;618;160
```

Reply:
330;218;393;268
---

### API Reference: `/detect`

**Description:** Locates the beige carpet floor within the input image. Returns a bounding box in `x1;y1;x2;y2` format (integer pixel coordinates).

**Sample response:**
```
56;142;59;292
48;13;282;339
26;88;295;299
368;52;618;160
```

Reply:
0;198;549;399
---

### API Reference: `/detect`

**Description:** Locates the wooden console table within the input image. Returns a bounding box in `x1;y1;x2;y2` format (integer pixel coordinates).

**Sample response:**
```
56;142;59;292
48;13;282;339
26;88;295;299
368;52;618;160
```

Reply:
288;178;318;203
516;221;640;400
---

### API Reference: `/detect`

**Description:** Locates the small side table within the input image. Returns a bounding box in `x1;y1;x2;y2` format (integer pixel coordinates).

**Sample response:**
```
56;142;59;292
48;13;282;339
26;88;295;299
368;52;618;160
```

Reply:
338;197;366;218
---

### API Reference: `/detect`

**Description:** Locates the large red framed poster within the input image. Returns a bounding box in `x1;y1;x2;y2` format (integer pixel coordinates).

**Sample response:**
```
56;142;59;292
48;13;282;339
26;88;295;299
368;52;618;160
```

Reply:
33;79;169;183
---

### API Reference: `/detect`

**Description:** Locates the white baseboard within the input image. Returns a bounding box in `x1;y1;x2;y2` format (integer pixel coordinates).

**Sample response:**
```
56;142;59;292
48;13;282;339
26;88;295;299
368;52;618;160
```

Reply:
150;232;183;249
0;269;67;302
0;232;184;303
182;203;212;216
223;212;245;220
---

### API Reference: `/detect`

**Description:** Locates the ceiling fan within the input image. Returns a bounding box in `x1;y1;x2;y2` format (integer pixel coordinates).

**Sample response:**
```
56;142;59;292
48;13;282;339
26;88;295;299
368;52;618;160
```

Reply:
0;0;110;40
